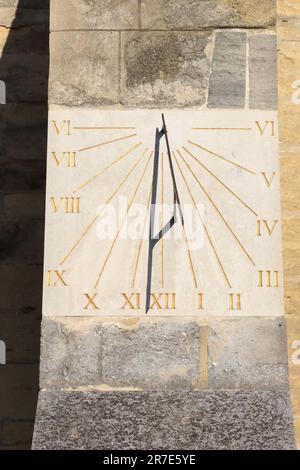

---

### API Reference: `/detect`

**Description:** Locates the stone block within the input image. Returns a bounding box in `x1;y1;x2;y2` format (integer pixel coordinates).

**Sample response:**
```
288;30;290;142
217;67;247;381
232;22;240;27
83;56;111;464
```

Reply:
278;18;300;42
40;318;103;389
102;320;200;390
278;42;300;146
208;31;246;108
249;35;277;110
121;31;212;107
282;218;300;298
286;316;300;390
141;0;276;30
278;0;300;17
32;390;296;450
51;0;139;31
0;105;48;160
49;31;119;106
207;317;289;390
281;155;300;217
284;290;300;317
40;318;201;390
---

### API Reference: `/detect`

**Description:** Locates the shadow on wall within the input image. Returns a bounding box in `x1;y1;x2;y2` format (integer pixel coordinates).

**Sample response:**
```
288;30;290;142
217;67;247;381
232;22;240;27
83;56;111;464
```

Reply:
0;0;49;449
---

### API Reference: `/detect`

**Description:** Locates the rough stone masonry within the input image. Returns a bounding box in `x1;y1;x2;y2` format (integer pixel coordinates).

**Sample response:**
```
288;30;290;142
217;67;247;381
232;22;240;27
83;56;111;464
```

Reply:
32;0;296;450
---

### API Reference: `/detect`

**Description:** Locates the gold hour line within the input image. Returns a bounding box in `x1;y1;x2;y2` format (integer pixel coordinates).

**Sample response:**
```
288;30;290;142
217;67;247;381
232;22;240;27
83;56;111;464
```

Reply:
94;151;153;289
59;148;148;265
192;128;252;131
171;154;198;289
73;142;142;194
182;146;258;217
174;151;231;288
178;151;255;267
78;133;137;153
161;152;164;289
188;141;256;176
74;127;136;130
182;223;198;289
131;186;153;289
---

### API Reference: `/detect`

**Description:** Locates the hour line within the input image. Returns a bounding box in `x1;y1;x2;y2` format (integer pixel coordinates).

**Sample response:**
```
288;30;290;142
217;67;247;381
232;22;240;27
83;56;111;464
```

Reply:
188;141;256;176
174;151;232;289
161;152;164;289
74;127;136;130
169;151;199;289
192;127;252;131
73;142;142;194
131;186;153;289
78;133;137;153
182;222;198;289
178;151;255;267
59;148;148;265
94;151;153;289
182;146;258;217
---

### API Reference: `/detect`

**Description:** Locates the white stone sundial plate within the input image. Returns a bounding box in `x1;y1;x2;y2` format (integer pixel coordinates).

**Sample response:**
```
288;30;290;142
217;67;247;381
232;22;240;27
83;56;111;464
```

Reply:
43;109;284;317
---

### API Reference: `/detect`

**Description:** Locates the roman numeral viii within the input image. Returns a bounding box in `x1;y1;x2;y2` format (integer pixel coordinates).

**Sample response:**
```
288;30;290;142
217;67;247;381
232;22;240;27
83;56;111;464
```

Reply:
50;197;80;214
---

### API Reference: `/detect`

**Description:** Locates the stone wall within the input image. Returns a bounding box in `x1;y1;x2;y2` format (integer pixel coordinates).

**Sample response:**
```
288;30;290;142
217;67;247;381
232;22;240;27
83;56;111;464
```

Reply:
48;0;277;109
31;0;297;450
0;0;49;449
0;0;297;451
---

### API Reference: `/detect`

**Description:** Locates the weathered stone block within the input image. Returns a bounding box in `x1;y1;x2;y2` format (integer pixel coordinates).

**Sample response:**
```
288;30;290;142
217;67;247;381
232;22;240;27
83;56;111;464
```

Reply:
51;0;139;31
249;35;277;110
208;317;289;390
49;31;119;106
102;320;200;390
208;31;246;108
32;390;296;450
39;318;200;390
121;31;212;107
141;0;276;30
40;318;103;389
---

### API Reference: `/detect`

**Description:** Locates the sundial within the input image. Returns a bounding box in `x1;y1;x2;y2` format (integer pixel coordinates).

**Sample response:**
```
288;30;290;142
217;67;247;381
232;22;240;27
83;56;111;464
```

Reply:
43;109;283;317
